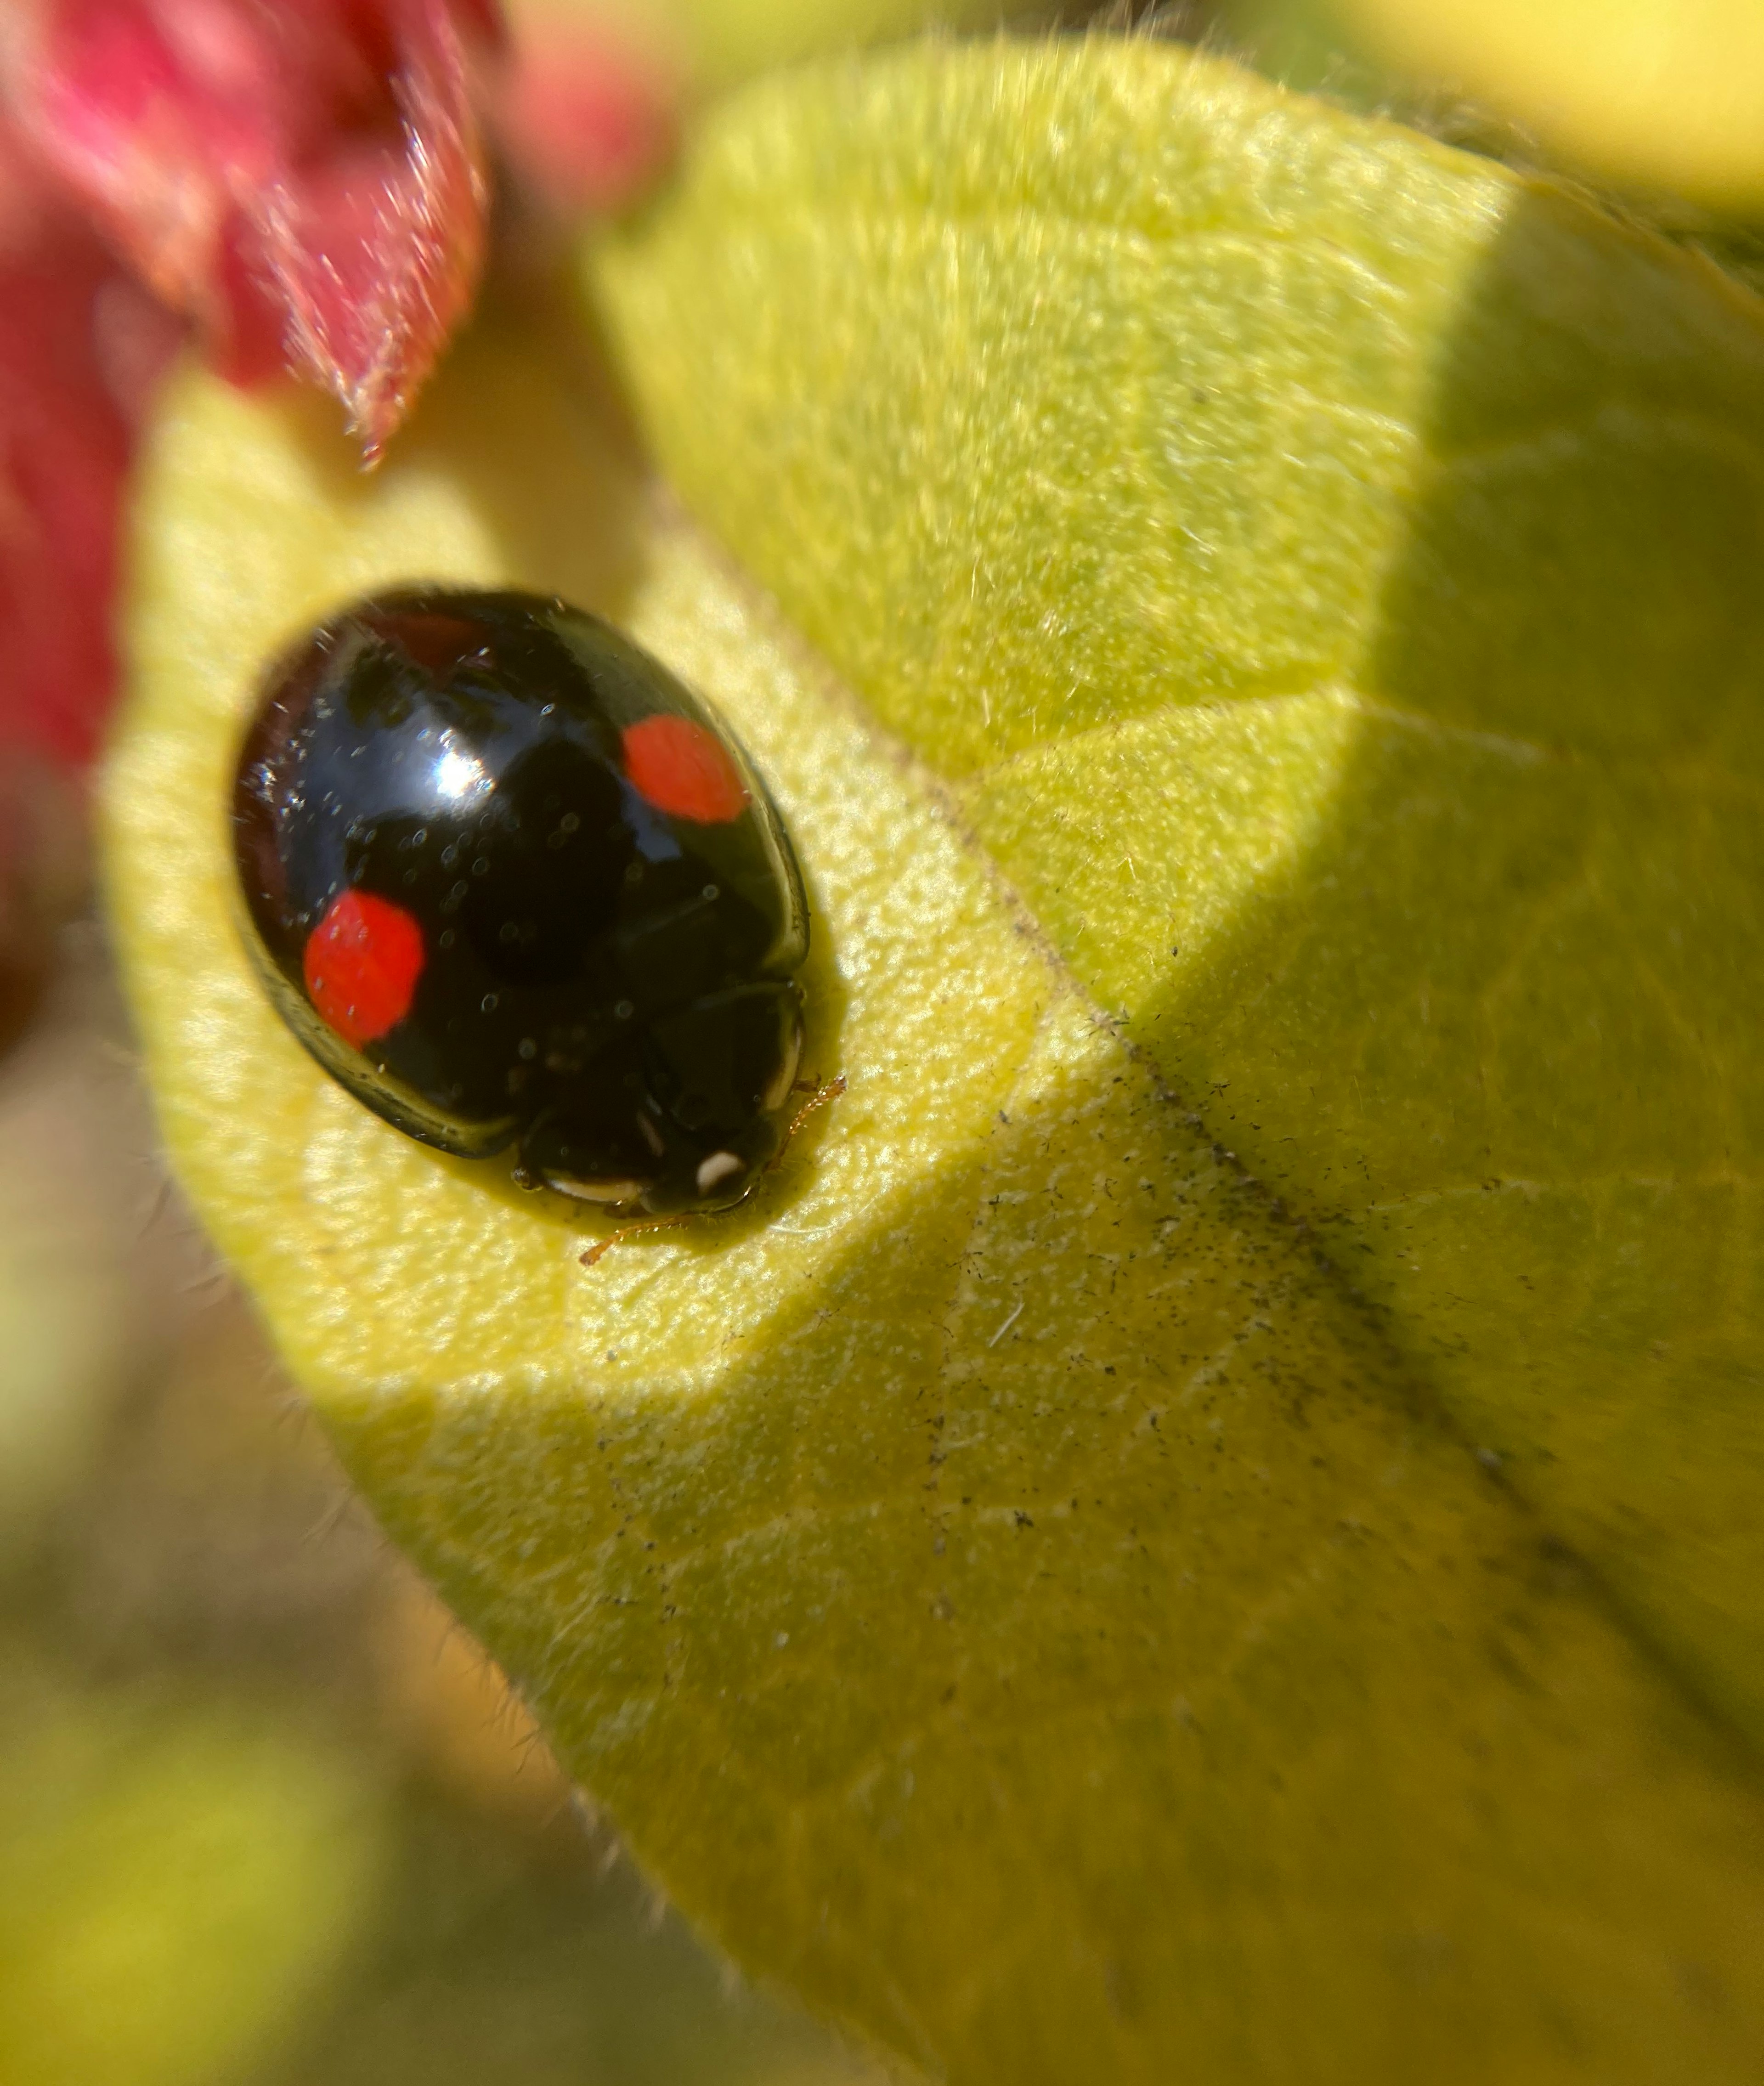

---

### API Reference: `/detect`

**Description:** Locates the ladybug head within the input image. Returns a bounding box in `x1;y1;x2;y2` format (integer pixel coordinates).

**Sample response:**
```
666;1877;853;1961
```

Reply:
519;981;804;1215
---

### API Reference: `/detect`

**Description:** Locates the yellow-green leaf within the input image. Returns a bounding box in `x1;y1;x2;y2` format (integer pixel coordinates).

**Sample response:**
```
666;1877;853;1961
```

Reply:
598;37;1764;1749
104;39;1764;2086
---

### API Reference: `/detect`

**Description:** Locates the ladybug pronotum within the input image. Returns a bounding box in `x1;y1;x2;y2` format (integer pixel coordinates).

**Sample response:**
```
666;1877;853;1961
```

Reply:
231;585;812;1217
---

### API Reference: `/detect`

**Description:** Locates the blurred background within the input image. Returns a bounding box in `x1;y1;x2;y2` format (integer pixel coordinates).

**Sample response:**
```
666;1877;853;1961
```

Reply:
5;0;1764;2079
0;915;900;2086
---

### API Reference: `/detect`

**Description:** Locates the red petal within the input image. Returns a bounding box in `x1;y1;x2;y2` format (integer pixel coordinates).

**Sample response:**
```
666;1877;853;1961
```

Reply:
0;131;175;772
251;0;493;458
494;13;676;214
0;136;179;1039
4;0;501;456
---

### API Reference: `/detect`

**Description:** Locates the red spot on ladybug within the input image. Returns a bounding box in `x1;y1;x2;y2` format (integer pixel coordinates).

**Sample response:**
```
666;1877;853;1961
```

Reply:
622;714;749;824
303;890;425;1048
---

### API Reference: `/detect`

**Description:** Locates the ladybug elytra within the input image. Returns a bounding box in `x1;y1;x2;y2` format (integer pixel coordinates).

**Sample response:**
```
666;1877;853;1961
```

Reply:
231;586;812;1217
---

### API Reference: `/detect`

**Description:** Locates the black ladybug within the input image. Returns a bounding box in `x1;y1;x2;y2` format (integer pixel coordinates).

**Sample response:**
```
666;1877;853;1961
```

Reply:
231;586;811;1216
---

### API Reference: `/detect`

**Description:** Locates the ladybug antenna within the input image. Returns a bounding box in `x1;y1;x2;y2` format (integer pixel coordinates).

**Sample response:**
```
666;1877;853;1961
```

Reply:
768;1073;847;1174
579;1214;694;1270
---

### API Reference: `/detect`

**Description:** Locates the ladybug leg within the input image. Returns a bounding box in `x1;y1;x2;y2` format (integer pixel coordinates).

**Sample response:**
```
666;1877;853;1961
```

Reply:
579;1213;696;1270
766;1073;847;1174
